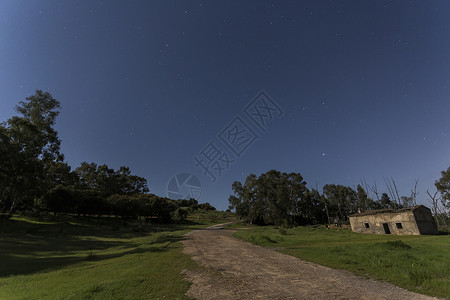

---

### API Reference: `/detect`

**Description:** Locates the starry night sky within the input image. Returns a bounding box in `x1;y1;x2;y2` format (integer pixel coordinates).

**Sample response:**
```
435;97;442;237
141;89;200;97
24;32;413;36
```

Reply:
1;1;449;210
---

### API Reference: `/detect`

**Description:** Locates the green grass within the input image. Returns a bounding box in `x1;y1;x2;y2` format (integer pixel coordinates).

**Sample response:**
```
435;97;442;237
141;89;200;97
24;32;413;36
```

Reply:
234;225;450;298
223;222;254;229
0;215;218;299
187;210;236;223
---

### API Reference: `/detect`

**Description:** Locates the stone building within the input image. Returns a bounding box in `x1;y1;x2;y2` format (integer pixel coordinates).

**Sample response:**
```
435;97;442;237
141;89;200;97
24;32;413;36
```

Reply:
349;205;438;235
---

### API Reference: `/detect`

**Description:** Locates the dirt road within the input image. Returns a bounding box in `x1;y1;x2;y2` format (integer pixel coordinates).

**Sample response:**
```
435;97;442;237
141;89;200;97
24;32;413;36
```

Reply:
182;223;437;300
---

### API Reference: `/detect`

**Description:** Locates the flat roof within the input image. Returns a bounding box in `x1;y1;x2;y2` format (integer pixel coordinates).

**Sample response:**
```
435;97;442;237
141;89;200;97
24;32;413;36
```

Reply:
349;205;427;217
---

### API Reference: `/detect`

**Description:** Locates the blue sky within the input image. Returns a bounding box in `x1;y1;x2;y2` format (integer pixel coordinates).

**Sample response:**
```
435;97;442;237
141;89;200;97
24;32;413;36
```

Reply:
1;1;449;210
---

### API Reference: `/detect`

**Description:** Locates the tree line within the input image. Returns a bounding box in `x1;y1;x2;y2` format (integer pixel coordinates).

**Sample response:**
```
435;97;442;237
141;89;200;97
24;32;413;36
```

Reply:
0;90;215;221
229;169;450;227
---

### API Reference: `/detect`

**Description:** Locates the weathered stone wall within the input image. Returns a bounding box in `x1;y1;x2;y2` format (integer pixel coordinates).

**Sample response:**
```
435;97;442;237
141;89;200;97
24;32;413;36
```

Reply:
413;207;439;235
349;211;420;235
349;206;438;235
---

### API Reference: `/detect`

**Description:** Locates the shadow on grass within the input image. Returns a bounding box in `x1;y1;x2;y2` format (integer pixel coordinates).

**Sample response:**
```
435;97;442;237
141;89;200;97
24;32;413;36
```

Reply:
0;217;192;277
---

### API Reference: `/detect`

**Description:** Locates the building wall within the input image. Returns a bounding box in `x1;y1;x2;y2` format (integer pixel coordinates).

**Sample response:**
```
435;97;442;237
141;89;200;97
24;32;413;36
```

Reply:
349;211;420;235
413;207;439;235
349;207;438;235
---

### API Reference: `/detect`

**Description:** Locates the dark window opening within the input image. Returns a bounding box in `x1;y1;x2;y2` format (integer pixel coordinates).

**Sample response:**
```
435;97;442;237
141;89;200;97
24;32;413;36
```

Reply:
364;223;370;228
396;223;403;229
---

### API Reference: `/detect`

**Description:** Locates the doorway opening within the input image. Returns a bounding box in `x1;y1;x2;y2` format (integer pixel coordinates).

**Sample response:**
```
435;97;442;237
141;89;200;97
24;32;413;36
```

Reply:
382;223;391;234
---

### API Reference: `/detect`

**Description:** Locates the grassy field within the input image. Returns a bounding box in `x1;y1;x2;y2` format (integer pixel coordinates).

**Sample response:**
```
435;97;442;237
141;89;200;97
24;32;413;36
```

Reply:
0;213;231;299
234;225;450;298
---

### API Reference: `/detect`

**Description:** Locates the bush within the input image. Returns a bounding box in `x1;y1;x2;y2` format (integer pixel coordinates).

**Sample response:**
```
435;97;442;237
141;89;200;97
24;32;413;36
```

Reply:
385;240;411;250
172;208;188;223
278;228;287;235
45;185;73;216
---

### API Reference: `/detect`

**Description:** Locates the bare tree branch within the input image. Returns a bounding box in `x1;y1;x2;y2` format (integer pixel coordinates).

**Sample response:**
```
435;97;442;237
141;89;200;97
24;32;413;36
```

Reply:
411;179;418;206
427;189;446;228
391;177;401;206
369;180;380;201
383;176;396;204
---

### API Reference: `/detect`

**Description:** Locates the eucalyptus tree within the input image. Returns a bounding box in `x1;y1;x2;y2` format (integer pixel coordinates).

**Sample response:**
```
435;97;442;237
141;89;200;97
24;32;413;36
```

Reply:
356;184;373;212
74;162;149;197
229;170;309;226
322;184;357;223
228;173;257;223
435;167;450;210
0;90;62;213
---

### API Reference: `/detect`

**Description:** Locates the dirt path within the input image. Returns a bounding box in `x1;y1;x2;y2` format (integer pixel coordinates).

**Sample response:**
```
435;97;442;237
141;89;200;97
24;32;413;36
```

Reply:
182;223;438;300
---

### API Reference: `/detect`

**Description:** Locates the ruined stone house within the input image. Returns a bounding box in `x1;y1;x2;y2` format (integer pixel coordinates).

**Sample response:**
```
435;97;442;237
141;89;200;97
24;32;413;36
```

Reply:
349;205;438;235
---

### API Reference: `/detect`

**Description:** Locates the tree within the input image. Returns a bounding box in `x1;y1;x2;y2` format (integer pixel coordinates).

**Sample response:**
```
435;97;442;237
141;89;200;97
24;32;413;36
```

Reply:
435;167;450;210
0;90;62;214
177;198;199;210
356;184;369;212
172;207;188;223
322;184;357;223
426;189;447;228
299;188;327;224
96;164;118;196
197;202;216;211
138;195;154;221
369;180;381;202
74;162;98;190
410;179;418;206
380;193;399;209
228;174;257;223
0;125;20;213
45;185;73;216
116;166;149;195
42;161;78;197
401;196;414;208
229;170;308;226
107;194;136;218
152;197;177;223
74;189;108;217
383;177;401;207
0;90;155;218
74;162;149;197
